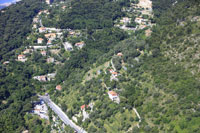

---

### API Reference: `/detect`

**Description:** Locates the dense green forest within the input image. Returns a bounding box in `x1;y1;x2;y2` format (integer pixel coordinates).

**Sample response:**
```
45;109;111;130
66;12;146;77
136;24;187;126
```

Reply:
0;0;43;61
43;0;130;29
0;0;49;132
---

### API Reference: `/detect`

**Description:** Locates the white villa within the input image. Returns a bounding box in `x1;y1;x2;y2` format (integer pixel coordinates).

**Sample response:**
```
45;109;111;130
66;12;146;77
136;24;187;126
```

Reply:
18;55;27;62
75;41;85;49
37;38;44;44
63;42;73;51
39;27;46;33
108;91;120;103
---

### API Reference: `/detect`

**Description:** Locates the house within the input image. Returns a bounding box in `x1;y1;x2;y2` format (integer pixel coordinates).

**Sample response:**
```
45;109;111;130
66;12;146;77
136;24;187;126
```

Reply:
45;33;56;40
18;55;27;62
40;76;47;82
38;11;43;15
46;28;61;33
33;24;37;29
63;42;73;51
135;17;143;24
97;70;101;75
139;25;147;29
108;69;114;73
75;41;85;49
45;0;54;4
145;28;152;36
39;27;46;33
81;105;88;111
110;71;119;81
23;49;33;54
47;40;52;45
33;17;39;23
37;38;44;44
40;51;47;56
62;6;66;10
47;57;54;63
22;130;29;133
30;46;47;50
120;17;131;24
56;85;62;91
69;31;75;36
117;53;123;56
108;91;120;103
47;73;56;81
112;72;118;75
43;10;49;14
33;102;48;120
3;61;9;65
33;75;47;82
56;33;63;38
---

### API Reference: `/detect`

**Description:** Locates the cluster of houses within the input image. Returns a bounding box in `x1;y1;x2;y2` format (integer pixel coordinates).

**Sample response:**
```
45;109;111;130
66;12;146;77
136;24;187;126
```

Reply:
17;46;48;62
31;7;86;56
32;100;48;120
33;73;56;82
115;0;153;34
63;41;86;51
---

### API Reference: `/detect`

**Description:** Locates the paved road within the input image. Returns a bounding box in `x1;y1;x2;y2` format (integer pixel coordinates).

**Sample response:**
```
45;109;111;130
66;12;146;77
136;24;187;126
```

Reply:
111;58;116;71
39;18;44;27
40;95;87;133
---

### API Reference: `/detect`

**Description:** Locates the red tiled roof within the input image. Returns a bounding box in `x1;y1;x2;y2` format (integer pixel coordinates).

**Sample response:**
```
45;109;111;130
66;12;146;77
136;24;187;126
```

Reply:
39;27;46;30
81;104;88;109
112;72;118;75
75;41;84;46
41;51;46;54
117;53;123;56
38;38;44;41
40;76;46;81
108;91;117;96
56;85;62;90
18;54;25;57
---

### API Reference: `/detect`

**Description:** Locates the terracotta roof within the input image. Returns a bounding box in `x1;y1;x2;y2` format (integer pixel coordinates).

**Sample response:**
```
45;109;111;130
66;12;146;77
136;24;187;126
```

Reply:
112;72;118;75
41;51;46;54
117;53;123;56
45;33;56;38
108;91;117;96
18;55;25;57
39;27;46;30
69;31;75;35
56;85;62;91
40;76;46;81
38;38;44;41
75;41;84;46
81;105;88;110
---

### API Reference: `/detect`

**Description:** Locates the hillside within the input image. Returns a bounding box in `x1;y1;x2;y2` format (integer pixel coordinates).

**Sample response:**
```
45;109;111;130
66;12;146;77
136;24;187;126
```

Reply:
0;0;200;132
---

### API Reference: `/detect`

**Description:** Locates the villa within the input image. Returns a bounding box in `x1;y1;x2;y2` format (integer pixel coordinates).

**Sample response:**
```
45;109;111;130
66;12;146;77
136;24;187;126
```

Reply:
37;38;44;44
75;41;85;49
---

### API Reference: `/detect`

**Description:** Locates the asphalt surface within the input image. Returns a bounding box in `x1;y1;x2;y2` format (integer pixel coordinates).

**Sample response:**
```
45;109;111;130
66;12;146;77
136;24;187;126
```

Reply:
40;96;86;133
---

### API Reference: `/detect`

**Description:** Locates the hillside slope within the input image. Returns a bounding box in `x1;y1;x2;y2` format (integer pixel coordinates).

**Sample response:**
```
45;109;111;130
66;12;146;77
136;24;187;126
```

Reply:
49;0;200;132
0;0;199;132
